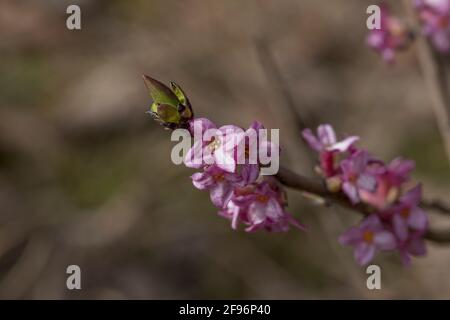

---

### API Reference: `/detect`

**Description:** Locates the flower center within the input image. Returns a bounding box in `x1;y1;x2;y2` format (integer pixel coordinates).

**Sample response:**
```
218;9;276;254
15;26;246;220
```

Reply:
386;186;399;204
208;137;221;151
389;21;404;37
400;207;410;218
363;230;374;243
256;195;269;203
439;16;449;28
348;173;358;183
213;173;225;182
235;185;255;196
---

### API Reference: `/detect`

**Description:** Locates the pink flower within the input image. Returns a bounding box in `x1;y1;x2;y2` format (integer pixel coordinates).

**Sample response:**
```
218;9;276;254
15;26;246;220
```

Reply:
302;124;359;177
397;230;427;266
188;117;217;135
366;4;412;63
339;215;397;265
184;119;244;173
415;0;450;53
383;157;415;185
185;118;277;175
191;165;242;208
184;117;218;169
239;120;279;168
219;180;306;232
388;185;428;242
359;158;415;210
340;150;377;204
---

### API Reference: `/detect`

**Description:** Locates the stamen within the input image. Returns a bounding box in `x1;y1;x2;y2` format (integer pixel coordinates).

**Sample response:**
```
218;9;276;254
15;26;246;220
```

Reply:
363;230;374;243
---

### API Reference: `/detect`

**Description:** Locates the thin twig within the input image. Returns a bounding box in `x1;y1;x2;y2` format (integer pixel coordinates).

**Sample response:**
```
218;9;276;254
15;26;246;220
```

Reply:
254;38;310;133
416;40;450;165
276;165;450;243
422;198;450;214
255;38;318;170
403;0;450;166
424;228;450;243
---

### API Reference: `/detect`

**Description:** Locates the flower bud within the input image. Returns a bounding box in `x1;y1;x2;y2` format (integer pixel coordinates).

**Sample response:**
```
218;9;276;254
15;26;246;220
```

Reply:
326;176;342;193
143;75;193;129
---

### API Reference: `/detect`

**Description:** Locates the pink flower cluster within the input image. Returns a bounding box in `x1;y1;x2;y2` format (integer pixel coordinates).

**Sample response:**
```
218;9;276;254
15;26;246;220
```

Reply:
303;124;428;266
186;117;306;232
366;4;412;63
367;2;450;61
415;0;450;53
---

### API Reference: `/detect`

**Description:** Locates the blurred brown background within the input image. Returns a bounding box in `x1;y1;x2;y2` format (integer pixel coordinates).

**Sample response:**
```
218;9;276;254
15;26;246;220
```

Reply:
0;0;449;299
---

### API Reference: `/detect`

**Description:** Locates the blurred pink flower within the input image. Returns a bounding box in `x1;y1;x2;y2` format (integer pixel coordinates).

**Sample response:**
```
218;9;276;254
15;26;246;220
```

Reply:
302;124;359;177
340;150;377;204
339;215;397;265
185;118;278;175
359;158;415;210
415;0;450;53
397;230;427;266
366;4;412;63
184;117;218;169
388;185;428;242
191;165;243;208
184;120;244;173
219;180;306;232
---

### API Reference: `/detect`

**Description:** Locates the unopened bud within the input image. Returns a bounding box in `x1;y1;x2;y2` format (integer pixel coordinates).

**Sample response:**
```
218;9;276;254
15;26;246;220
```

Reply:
386;186;400;204
326;176;342;193
143;75;193;129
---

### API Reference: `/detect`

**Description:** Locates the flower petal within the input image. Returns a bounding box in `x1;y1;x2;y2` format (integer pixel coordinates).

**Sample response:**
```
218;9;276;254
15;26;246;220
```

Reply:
408;206;428;231
354;242;376;266
284;212;307;231
331;136;360;152
210;183;233;208
189;117;217;134
357;173;377;191
184;140;204;168
318;124;337;146
339;227;361;246
407;236;427;256
388;158;415;177
374;231;397;250
249;120;264;131
400;251;412;267
352;150;369;172
342;182;360;204
240;164;259;185
191;172;214;190
265;198;283;220
214;147;236;173
302;129;322;152
248;201;267;225
360;214;382;230
393;214;408;241
231;206;240;230
401;184;422;206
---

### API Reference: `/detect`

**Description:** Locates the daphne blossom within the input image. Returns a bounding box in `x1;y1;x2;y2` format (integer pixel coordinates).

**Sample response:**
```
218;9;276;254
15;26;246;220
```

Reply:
184;121;244;173
397;230;427;266
184;116;305;233
340;150;377;204
303;123;429;266
144;75;429;267
366;4;412;63
388;185;428;241
339;215;397;265
219;180;306;232
302;124;359;177
359;158;415;210
191;165;243;208
415;0;450;53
